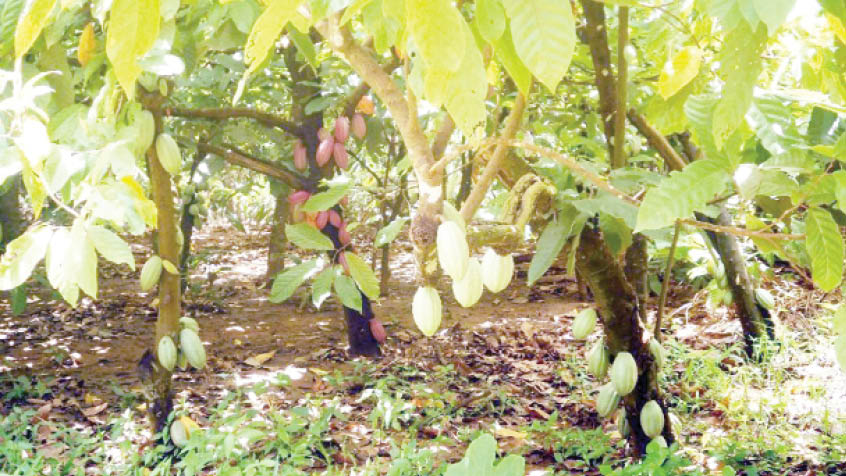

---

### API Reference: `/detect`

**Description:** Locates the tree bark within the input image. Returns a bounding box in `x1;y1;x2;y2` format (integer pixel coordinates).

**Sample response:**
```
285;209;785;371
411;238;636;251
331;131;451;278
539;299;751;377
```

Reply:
0;177;25;250
623;233;649;308
576;227;674;454
265;192;289;282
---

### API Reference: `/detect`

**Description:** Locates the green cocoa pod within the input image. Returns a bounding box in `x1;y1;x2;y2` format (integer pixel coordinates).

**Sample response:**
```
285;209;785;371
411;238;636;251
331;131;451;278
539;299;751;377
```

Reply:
155;133;182;176
157;335;177;371
611;352;638;396
596;382;620;418
649;339;666;368
179;316;200;333
640;400;664;438
177;351;188;371
755;288;775;310
587;340;610;379
452;257;483;308
572;307;597;340
171;420;188;447
135;110;155;156
180;328;206;370
437;221;469;281
480;248;514;293
651;436;668;449
412;286;442;337
616;408;630;437
140;256;163;291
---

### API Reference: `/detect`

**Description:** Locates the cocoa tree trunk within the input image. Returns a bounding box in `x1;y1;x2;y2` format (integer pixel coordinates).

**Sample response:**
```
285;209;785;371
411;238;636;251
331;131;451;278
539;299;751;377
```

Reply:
0;177;24;250
265;191;289;283
624;234;649;311
576;227;674;455
696;209;776;356
179;153;206;291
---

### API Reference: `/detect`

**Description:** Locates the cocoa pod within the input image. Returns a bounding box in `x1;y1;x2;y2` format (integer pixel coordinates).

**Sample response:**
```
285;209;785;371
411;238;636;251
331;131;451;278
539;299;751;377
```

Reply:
452;257;482;307
351;113;366;139
338;224;352;246
155;133;182;175
179;316;200;333
316;138;333;166
293;141;307;170
316;211;329;229
338;251;350;274
651;436;668;448
572;308;597;340
135;110;155;155
340;196;349;207
157;335;177;372
481;249;513;293
287;190;310;206
171;420;188;447
412;286;442;337
649;339;666;368
611;352;638;396
369;319;387;343
640;400;665;438
333;143;349;169
334;117;350;143
179;328;206;370
436;221;469;281
329;210;342;228
587;340;609;379
617;408;630;437
596;382;620;418
317;127;330;141
140;256;163;291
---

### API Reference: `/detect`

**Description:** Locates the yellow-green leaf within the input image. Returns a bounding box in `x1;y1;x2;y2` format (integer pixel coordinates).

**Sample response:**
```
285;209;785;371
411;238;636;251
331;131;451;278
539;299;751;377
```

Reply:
407;0;466;73
14;0;57;58
106;0;161;99
344;252;380;300
805;207;844;292
657;46;702;99
244;0;304;75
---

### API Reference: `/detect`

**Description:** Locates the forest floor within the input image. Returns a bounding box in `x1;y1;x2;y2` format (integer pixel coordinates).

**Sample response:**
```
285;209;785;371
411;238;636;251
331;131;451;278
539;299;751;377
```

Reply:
2;224;846;475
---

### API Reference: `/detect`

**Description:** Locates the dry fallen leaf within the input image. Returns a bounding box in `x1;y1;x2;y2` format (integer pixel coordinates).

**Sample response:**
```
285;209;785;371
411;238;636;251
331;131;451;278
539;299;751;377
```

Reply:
82;402;108;417
244;350;276;367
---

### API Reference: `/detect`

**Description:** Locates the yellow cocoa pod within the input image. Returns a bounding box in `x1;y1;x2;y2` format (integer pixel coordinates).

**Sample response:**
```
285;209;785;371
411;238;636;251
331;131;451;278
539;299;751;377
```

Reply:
480;249;513;293
179;328;206;370
437;221;469;281
452;257;482;308
155;133;182;176
157;335;177;371
140;256;163;291
611;352;638;396
412;286;442;337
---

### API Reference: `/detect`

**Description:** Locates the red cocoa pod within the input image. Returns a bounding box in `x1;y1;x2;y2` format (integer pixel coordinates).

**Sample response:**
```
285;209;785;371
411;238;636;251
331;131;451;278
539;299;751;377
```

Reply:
333;143;349;169
328;210;342;228
351;113;366;140
340;195;349;207
334;117;350;143
287;190;310;205
316;138;333;166
338;251;350;274
369;319;387;343
317;127;330;142
338;224;352;246
293;141;307;170
316;211;329;229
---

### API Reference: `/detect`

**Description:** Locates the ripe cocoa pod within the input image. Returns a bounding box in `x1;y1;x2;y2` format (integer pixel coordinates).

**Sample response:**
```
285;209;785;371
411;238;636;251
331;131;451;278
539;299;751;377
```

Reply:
317;127;330;141
481;249;514;293
179;328;206;370
338;225;351;246
179;316;200;333
369;318;387;343
140;256;163;291
587;340;610;379
155;133;182;176
351;113;366;139
333;143;349;169
334;116;350;143
412;286;442;337
338;251;350;274
596;382;620;418
649;339;666;368
157;335;177;372
617;408;630;437
316;138;333;166
437;221;469;281
316;211;329;229
329;210;342;228
136;110;155;155
293;141;307;170
452;257;483;308
611;352;638;396
287;190;310;206
171;420;188;447
640;400;664;438
572;308;598;340
651;436;668;449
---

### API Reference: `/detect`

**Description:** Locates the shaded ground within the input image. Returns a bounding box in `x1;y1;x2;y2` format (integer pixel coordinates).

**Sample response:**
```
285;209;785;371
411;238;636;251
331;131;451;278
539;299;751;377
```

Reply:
1;225;846;474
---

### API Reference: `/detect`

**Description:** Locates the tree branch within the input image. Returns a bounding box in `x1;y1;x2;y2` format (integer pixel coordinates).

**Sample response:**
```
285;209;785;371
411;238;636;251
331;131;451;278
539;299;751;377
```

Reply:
627;109;688;172
613;7;629;169
580;0;617;159
188;140;307;189
159;105;302;137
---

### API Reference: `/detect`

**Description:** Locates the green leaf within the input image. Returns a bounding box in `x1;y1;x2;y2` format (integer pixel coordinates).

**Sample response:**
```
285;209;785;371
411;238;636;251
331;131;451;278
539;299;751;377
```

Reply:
833;304;846;335
14;0;57;58
635;158;731;232
344;252;380;299
407;0;466;73
46;227;79;306
374;217;409;247
270;259;320;303
657;46;702;99
288;23;318;70
805;207;844;292
528;211;584;286
572;195;638;228
285;223;335;250
340;0;375;25
747;96;805;156
334;274;363;312
752;0;795;33
822;0;846;26
0;0;26;57
106;0;160;99
70;219;98;299
10;285;27;316
362;0;401;54
301;184;351;212
492;22;532;97
493;455;525;476
836;334;846;372
87;225;135;271
712;22;766;149
0;225;53;291
311;266;336;308
599;212;632;256
245;0;304;74
423;23;487;135
475;0;505;43
501;0;576;92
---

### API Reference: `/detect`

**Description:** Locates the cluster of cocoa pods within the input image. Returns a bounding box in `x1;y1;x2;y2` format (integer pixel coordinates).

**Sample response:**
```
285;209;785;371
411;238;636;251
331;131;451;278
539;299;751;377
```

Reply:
293;114;367;171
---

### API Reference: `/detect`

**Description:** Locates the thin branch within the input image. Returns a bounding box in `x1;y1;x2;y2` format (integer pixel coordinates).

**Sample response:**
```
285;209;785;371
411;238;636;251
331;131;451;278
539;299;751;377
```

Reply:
159;105;301;137
627;109;687;171
656;220;681;341
679;218;803;241
431;114;456;161
580;0;617;159
342;57;401;118
188;140;306;189
428;139;498;176
613;6;629;169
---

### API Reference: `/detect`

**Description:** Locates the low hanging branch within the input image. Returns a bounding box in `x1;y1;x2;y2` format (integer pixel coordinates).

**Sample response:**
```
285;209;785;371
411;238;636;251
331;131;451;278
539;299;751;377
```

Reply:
655;220;681;342
157;105;302;137
189;140;307;190
627;110;688;171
